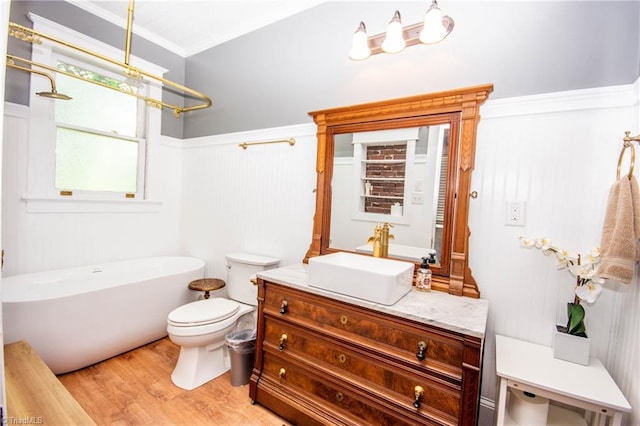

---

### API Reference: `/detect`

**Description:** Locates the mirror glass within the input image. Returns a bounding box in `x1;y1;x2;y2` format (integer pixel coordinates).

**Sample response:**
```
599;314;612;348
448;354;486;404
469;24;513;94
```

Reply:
329;124;450;265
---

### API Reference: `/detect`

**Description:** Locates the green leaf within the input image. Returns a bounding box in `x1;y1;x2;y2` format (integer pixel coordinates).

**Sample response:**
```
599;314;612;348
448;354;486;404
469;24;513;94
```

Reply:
567;302;585;335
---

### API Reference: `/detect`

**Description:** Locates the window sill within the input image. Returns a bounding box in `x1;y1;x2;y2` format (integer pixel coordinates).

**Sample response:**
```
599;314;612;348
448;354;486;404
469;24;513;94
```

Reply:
351;211;411;226
22;196;163;214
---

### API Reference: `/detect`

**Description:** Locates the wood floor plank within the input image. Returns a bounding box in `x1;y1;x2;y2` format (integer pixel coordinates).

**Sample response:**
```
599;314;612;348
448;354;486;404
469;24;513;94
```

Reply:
58;338;289;426
5;341;96;426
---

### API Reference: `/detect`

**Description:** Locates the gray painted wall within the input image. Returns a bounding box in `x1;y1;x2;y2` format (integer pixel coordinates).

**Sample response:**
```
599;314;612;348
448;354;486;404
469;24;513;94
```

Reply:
184;1;640;137
5;0;185;138
4;1;640;139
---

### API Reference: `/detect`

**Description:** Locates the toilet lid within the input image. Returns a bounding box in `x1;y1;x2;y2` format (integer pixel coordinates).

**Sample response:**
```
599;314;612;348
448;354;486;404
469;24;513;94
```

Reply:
168;298;240;327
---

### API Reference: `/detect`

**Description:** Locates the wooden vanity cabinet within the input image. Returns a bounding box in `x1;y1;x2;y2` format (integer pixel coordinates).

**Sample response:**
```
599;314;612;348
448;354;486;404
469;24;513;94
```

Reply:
249;279;484;426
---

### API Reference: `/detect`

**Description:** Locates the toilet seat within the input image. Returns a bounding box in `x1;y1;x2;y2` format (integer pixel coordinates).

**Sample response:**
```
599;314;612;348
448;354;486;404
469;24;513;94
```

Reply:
168;298;239;327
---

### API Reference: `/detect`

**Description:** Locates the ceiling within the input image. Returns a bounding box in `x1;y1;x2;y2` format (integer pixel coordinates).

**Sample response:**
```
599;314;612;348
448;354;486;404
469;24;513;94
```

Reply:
65;0;326;58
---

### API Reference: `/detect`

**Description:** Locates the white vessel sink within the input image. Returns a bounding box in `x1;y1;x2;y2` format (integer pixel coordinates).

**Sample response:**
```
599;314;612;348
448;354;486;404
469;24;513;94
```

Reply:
307;252;414;305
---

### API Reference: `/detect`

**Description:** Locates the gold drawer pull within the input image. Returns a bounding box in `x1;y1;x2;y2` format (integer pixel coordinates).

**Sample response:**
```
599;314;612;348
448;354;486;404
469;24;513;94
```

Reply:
335;392;344;402
416;341;427;361
413;385;424;409
280;300;288;315
279;368;286;379
279;333;288;351
340;315;348;325
338;354;347;363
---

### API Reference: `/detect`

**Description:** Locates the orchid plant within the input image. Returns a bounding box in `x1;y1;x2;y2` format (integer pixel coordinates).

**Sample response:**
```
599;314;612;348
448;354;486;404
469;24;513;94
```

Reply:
520;237;604;337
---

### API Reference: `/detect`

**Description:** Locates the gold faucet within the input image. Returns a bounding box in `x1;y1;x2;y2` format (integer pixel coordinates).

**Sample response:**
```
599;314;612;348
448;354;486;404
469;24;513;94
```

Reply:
367;223;383;257
380;222;394;258
367;223;394;258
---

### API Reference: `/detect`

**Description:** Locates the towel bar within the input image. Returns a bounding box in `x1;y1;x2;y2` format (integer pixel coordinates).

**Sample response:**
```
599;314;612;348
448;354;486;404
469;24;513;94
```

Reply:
617;131;640;180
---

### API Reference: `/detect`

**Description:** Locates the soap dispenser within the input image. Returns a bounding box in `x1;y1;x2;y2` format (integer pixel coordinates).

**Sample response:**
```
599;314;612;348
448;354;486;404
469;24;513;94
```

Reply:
416;257;432;292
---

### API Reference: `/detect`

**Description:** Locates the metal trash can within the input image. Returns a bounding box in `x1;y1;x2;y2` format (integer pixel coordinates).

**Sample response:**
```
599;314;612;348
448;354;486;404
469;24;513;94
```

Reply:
225;329;256;386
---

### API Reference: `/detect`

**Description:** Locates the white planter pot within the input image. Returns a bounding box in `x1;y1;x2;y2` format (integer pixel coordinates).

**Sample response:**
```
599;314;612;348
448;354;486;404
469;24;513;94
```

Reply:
553;325;590;365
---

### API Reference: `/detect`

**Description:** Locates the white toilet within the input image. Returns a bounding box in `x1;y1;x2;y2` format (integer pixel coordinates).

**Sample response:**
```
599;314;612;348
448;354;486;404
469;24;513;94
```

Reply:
167;252;279;390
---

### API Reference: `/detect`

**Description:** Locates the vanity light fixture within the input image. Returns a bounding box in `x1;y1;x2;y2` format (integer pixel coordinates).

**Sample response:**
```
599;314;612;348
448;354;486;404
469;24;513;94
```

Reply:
348;0;454;61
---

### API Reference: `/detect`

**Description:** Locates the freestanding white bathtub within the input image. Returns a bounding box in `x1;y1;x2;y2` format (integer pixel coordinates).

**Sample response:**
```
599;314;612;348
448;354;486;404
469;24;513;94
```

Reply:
2;256;205;374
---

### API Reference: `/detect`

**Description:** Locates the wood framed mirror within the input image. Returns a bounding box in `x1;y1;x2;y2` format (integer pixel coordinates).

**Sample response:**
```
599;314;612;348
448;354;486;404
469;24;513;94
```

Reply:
304;84;493;298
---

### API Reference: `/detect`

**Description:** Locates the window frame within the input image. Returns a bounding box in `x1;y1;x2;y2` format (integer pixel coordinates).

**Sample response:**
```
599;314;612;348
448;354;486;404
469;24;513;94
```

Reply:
23;13;165;213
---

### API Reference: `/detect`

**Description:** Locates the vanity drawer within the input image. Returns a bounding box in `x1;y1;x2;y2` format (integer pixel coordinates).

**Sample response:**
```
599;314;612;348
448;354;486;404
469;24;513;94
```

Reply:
264;316;461;420
264;283;465;380
261;352;455;426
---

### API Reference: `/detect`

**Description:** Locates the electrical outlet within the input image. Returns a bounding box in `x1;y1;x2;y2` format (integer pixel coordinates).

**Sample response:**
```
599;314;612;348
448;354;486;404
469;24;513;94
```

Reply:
411;192;424;205
505;201;525;226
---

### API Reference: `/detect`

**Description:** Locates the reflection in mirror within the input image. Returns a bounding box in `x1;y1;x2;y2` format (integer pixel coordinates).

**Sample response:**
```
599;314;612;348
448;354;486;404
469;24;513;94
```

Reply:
329;125;450;265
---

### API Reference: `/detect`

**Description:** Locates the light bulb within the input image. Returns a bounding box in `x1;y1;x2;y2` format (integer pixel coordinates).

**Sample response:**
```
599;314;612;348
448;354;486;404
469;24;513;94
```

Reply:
381;11;405;54
419;1;448;44
348;22;371;60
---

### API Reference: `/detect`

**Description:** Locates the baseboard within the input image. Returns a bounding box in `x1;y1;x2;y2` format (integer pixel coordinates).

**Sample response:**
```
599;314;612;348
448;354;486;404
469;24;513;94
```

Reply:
479;396;496;426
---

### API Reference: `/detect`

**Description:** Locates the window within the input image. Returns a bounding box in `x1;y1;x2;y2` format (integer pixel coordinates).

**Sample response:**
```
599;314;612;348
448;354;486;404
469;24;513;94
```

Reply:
351;128;418;225
53;57;146;198
361;143;407;214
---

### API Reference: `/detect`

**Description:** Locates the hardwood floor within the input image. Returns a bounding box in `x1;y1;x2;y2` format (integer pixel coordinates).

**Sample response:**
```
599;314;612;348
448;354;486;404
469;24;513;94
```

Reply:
58;337;289;426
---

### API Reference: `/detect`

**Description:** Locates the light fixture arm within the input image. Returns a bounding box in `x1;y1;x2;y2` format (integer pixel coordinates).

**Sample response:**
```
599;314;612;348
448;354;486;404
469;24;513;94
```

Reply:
7;4;212;117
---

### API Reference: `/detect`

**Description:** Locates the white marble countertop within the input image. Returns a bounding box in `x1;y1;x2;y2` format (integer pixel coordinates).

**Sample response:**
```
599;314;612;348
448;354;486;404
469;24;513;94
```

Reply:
258;263;489;338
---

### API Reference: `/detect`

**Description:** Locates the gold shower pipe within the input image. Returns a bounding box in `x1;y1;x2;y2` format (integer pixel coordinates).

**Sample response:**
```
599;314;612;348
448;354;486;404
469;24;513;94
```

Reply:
239;138;296;150
7;17;212;117
7;54;182;109
6;57;67;98
125;0;134;66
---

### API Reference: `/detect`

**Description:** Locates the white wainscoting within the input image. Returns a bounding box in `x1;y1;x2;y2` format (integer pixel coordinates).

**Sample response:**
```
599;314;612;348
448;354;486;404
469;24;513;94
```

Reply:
179;124;318;280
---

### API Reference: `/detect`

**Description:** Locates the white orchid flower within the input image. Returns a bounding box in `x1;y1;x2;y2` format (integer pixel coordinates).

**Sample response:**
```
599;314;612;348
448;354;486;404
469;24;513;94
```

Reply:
519;237;535;248
520;237;604;337
586;247;601;264
534;237;551;250
555;248;578;268
568;263;597;278
575;281;603;304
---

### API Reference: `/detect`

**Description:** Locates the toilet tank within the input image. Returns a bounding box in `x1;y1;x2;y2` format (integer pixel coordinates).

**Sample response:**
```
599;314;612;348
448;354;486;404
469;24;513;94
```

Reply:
225;253;280;306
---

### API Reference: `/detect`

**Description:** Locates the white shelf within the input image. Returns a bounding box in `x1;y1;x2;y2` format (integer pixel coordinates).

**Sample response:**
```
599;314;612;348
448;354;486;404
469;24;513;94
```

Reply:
361;195;403;199
362;177;405;181
361;159;406;164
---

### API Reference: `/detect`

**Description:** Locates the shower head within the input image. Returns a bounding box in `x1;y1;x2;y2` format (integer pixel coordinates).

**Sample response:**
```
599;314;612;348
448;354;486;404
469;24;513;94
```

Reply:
6;57;72;100
36;90;72;100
